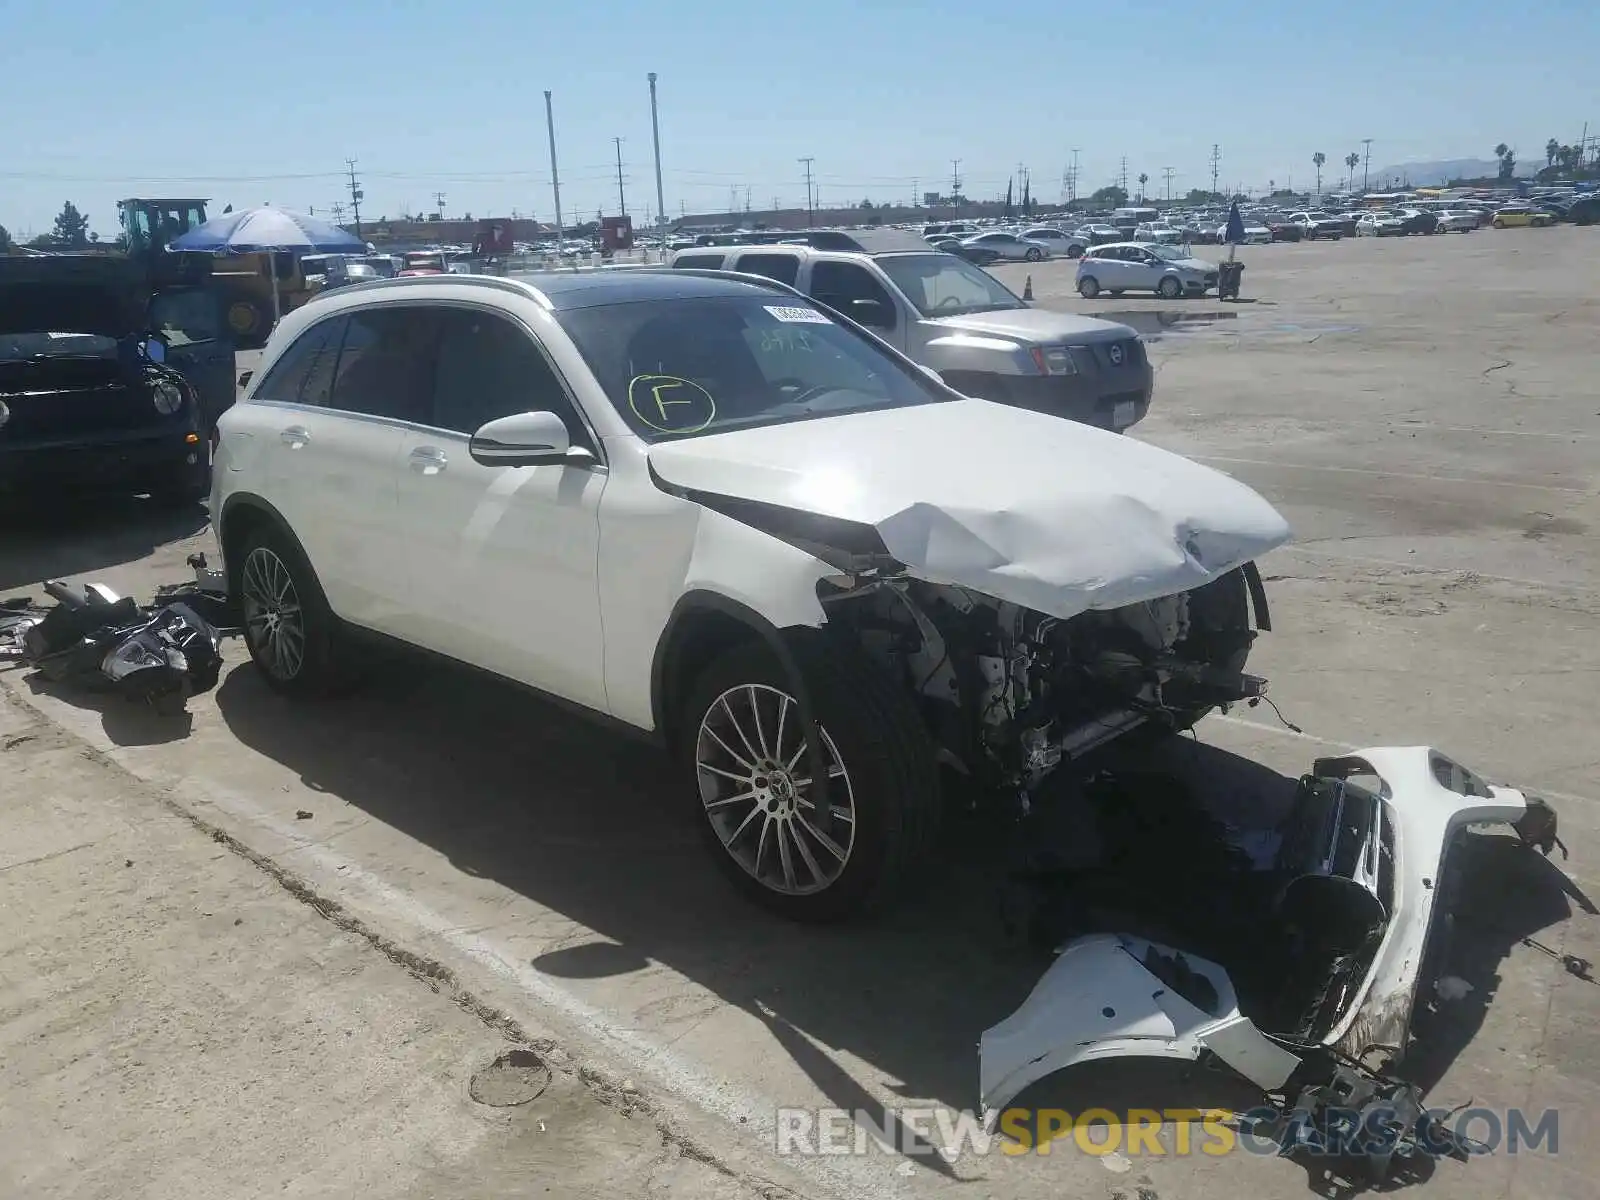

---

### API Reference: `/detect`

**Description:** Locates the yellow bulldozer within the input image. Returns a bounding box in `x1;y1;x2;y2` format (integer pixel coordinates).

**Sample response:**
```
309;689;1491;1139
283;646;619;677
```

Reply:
117;198;320;349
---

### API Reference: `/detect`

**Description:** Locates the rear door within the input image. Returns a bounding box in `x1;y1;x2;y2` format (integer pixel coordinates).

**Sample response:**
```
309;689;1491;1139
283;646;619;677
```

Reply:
249;307;432;629
727;251;801;287
802;259;904;351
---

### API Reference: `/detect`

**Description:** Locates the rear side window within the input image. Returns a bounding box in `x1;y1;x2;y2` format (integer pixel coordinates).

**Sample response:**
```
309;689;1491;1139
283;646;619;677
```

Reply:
673;253;725;270
251;316;346;406
731;253;800;286
329;307;441;423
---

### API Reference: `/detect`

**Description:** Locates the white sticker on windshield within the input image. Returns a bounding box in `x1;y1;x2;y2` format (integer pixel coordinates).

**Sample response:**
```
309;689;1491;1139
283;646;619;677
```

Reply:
763;304;832;324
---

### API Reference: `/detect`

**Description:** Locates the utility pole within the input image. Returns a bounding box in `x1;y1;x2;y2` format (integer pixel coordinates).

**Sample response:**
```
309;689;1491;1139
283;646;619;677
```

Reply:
744;185;751;215
345;157;364;239
612;137;627;216
1070;149;1081;202
648;72;667;257
798;157;815;226
911;178;917;208
331;202;345;224
1210;144;1221;196
433;191;446;219
1119;156;1128;194
544;90;564;255
1162;167;1175;201
950;158;962;197
1361;138;1373;192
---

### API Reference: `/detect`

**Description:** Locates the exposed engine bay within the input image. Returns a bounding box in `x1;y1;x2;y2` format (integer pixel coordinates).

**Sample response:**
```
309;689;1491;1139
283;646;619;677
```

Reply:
819;563;1270;800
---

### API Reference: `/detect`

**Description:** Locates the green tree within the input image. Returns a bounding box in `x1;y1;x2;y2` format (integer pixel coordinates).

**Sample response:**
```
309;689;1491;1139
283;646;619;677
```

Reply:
1344;151;1360;188
0;223;12;253
1089;185;1128;207
1312;151;1326;194
1137;172;1148;202
1546;139;1560;167
1494;144;1515;181
51;201;91;248
1185;188;1221;204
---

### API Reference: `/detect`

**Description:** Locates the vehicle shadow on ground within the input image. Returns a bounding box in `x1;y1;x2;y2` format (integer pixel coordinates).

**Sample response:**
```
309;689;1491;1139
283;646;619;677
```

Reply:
20;671;195;745
0;498;208;593
211;656;1587;1183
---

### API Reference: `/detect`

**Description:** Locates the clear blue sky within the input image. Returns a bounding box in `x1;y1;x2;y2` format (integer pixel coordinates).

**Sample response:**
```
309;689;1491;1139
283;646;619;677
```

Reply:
2;0;1594;237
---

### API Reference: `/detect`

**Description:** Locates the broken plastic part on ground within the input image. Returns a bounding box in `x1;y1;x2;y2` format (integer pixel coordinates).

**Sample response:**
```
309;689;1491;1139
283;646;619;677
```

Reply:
12;578;224;711
978;745;1564;1178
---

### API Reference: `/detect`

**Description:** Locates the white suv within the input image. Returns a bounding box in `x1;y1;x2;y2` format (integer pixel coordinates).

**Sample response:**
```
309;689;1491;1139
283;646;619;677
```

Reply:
213;269;1290;920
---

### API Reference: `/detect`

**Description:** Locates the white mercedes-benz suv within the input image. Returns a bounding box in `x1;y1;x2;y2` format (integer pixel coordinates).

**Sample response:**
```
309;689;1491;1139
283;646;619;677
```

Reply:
213;268;1291;920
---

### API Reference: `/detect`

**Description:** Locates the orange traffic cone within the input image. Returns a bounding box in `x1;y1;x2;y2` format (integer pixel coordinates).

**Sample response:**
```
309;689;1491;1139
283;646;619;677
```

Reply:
1023;275;1034;301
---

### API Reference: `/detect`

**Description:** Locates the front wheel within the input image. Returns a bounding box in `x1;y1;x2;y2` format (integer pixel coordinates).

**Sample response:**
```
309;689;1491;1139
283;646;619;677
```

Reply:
1066;243;1085;259
679;638;937;921
1024;246;1043;262
1077;275;1100;298
1493;218;1505;228
1157;276;1183;299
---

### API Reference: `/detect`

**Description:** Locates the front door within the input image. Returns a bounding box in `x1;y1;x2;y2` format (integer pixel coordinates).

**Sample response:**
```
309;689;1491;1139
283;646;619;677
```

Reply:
392;306;609;712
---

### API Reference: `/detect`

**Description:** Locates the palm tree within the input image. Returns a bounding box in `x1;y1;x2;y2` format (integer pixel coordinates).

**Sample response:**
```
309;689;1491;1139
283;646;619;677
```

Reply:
1312;152;1326;194
1344;151;1360;188
1138;172;1148;202
1546;139;1561;168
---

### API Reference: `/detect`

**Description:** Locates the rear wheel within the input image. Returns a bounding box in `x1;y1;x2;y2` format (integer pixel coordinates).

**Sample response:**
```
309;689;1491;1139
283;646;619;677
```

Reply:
679;638;937;921
238;527;348;696
1157;276;1183;299
1077;275;1100;298
1024;246;1043;262
1066;243;1085;259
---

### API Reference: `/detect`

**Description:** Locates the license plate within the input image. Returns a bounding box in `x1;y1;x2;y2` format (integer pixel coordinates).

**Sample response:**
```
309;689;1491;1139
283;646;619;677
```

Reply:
1113;400;1136;428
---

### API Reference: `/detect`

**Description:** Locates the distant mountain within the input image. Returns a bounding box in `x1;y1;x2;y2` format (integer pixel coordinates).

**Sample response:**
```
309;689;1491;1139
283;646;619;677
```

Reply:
1368;158;1504;186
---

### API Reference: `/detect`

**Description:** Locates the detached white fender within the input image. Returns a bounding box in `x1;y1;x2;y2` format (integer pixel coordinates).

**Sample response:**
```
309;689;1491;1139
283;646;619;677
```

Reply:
978;934;1301;1130
978;747;1556;1124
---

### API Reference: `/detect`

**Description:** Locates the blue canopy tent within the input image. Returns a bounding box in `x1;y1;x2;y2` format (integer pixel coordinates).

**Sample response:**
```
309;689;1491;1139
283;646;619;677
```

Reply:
169;206;365;327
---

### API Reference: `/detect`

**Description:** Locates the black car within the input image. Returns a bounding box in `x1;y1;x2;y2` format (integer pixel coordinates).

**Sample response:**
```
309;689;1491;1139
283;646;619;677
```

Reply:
0;255;233;505
1396;208;1440;235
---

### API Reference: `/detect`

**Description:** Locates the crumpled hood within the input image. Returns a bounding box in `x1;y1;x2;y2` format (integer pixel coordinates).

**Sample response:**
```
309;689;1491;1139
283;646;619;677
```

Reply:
646;399;1292;620
927;306;1131;344
0;255;147;337
1173;257;1216;272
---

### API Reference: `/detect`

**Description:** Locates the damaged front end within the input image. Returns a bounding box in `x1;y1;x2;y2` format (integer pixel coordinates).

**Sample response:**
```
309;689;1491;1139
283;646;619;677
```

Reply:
979;746;1564;1175
818;563;1271;804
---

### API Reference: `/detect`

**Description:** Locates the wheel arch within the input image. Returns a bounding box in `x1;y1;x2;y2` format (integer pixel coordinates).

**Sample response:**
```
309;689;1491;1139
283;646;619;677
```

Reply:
218;492;315;601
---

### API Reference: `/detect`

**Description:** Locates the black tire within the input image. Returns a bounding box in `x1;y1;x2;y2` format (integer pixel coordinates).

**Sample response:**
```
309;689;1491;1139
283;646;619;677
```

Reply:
237;524;349;697
224;295;270;350
1077;275;1100;298
1157;276;1183;300
1025;246;1043;262
677;636;938;922
1067;243;1085;259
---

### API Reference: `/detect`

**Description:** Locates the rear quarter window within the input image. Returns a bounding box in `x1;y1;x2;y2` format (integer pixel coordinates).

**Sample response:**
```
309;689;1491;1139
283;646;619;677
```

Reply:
251;317;346;406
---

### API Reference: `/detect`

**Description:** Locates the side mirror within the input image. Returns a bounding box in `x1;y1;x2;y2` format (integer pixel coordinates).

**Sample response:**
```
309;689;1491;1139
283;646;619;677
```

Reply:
850;298;894;330
469;410;591;468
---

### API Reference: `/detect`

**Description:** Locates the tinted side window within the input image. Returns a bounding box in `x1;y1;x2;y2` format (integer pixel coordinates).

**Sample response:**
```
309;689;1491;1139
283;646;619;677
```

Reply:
732;253;800;286
252;316;346;406
809;261;893;314
329;307;440;423
673;253;725;270
429;309;584;442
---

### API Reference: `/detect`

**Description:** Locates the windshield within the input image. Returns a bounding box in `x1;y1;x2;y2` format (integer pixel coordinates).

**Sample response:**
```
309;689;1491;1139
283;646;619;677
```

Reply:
0;332;119;361
556;295;952;443
875;253;1023;318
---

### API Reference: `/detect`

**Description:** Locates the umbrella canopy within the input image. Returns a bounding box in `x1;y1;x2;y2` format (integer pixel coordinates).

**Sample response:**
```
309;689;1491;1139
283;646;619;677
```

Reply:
169;206;364;254
1224;200;1246;245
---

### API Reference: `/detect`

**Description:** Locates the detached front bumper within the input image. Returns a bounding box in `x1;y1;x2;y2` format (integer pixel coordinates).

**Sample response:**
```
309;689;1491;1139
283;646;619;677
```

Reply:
981;746;1563;1127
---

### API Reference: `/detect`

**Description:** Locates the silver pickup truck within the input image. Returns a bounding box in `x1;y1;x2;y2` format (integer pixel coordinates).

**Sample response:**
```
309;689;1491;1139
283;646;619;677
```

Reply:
670;228;1152;432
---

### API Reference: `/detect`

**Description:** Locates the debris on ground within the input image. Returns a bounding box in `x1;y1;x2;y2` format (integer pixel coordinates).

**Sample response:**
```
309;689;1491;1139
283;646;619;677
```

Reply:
10;579;224;713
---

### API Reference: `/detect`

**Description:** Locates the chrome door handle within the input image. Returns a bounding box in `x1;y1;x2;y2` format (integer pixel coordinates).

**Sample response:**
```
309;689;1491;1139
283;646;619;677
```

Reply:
409;445;448;475
280;425;310;448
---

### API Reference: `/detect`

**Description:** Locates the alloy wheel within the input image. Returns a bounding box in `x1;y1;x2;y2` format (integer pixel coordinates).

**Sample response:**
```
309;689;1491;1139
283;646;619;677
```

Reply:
694;683;856;896
241;546;305;681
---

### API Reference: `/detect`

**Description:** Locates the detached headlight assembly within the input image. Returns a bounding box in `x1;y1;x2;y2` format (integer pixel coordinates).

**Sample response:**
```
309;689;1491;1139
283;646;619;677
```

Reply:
151;379;185;415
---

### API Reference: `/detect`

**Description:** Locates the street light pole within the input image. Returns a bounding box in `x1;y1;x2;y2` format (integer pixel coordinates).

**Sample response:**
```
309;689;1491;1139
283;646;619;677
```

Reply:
648;72;668;259
545;90;564;257
1361;138;1373;192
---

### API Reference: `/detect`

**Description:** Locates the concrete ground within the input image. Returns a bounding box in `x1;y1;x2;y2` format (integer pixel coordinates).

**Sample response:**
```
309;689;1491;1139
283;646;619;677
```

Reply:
3;225;1597;1198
